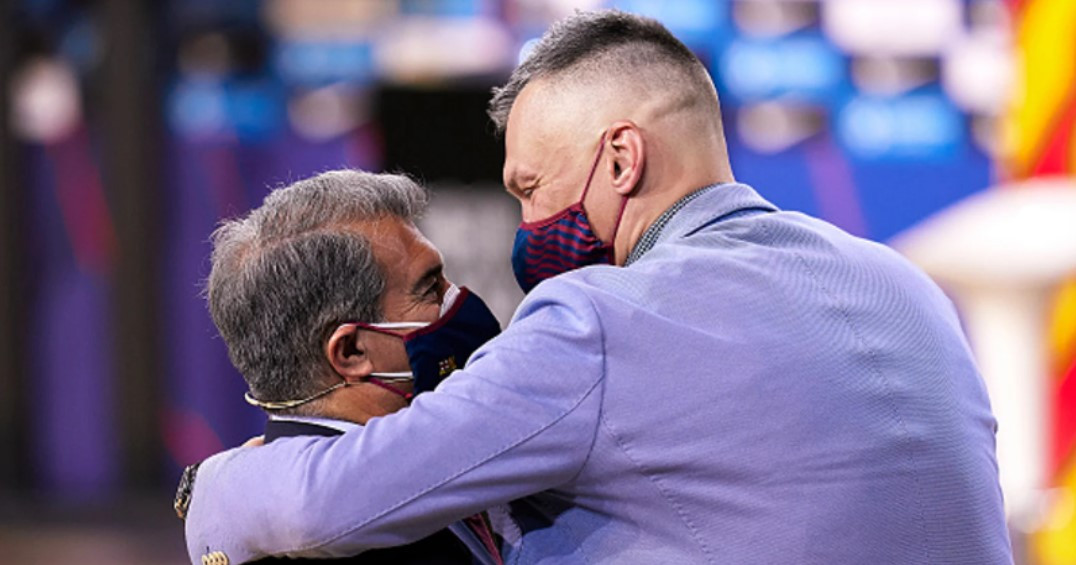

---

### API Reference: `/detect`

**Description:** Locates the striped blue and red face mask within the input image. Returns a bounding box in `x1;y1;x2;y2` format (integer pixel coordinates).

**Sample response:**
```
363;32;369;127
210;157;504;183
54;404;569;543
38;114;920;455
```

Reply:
510;135;629;293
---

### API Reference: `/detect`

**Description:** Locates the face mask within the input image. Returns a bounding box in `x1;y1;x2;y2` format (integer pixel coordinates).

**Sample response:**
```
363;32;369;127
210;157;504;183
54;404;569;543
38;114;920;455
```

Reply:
511;135;629;293
244;285;501;409
353;285;501;399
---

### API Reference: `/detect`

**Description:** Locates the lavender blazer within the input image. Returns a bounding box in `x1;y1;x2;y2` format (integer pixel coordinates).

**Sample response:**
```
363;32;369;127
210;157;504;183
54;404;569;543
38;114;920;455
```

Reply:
185;183;1011;564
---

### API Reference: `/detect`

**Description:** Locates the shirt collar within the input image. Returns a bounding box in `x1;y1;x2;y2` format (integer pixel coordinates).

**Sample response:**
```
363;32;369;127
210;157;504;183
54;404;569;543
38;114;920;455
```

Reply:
624;182;778;266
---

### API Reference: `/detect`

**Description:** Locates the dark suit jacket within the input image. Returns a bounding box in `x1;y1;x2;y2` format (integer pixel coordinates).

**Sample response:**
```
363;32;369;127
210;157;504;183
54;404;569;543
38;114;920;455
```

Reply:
251;419;475;564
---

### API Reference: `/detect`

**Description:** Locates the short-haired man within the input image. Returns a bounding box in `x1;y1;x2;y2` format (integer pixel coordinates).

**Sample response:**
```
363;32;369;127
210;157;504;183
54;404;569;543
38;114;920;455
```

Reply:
182;170;502;565
185;11;1012;564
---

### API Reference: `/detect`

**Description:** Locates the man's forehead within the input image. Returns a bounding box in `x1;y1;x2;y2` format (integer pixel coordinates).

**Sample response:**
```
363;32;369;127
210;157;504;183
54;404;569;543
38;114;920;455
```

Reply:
504;86;542;151
503;81;577;169
506;79;563;136
503;86;544;186
366;220;439;273
507;78;613;149
340;215;407;239
341;217;429;263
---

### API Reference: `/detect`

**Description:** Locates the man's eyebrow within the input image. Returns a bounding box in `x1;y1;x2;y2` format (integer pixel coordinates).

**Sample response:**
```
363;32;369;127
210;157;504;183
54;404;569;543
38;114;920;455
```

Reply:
410;263;444;295
504;168;537;195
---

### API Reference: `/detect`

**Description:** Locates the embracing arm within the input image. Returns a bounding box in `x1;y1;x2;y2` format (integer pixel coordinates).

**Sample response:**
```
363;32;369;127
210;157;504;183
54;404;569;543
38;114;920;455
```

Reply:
184;281;605;563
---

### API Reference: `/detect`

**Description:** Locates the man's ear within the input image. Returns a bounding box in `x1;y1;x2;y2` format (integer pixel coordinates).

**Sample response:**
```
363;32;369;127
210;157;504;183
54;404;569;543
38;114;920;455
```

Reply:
325;324;374;383
607;121;645;197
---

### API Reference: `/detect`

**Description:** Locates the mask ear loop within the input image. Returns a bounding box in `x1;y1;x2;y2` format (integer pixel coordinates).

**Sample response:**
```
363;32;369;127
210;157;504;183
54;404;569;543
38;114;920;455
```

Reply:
579;132;630;259
577;132;608;205
363;377;413;401
348;322;429;401
245;321;427;409
607;191;631;254
363;322;428;331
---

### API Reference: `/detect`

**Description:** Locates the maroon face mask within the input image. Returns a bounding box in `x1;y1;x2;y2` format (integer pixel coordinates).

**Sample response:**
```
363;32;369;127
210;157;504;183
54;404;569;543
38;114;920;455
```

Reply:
510;135;628;293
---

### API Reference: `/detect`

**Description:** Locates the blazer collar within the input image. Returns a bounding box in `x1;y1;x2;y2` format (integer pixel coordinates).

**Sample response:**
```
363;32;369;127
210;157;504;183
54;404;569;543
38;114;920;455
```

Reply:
264;416;357;443
628;182;778;265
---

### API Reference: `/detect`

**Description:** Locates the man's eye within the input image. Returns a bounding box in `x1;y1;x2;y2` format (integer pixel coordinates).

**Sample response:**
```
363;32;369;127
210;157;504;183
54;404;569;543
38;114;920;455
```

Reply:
424;280;443;300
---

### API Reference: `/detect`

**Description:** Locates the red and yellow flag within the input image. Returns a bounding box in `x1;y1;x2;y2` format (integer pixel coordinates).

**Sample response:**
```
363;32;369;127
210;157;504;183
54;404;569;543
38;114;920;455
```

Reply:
1001;1;1076;563
1037;282;1076;565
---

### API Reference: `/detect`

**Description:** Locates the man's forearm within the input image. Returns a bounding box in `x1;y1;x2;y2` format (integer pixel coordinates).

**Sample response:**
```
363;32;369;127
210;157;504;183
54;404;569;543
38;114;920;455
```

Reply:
183;282;606;563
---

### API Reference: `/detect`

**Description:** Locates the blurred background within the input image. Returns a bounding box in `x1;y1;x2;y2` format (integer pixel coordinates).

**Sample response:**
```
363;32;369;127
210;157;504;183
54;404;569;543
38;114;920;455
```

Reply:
1;0;1073;563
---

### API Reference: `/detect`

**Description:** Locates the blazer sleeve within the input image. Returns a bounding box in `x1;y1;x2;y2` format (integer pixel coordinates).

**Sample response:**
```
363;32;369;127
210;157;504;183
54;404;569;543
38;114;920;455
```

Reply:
184;279;606;564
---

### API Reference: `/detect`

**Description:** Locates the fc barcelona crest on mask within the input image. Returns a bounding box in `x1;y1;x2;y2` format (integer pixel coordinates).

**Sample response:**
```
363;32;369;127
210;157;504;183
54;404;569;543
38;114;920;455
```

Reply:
439;357;458;377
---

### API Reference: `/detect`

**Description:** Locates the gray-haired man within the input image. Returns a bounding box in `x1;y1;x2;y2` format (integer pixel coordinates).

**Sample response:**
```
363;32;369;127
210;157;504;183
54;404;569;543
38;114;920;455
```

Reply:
179;170;503;565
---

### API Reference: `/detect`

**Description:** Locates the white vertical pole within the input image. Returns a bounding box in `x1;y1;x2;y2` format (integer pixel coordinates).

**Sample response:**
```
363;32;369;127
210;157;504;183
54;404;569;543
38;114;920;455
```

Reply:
956;286;1052;524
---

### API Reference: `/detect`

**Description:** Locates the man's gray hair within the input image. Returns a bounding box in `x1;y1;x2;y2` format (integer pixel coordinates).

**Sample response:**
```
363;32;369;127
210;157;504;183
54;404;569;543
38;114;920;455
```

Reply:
206;170;428;411
488;9;713;134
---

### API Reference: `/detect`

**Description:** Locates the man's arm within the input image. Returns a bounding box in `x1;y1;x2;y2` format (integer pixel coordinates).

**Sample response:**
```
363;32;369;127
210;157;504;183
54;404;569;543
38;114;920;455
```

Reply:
184;280;605;563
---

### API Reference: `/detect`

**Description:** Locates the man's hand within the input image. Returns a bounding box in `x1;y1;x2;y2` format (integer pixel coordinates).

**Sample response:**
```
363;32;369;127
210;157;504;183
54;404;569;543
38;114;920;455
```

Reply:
242;435;265;448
